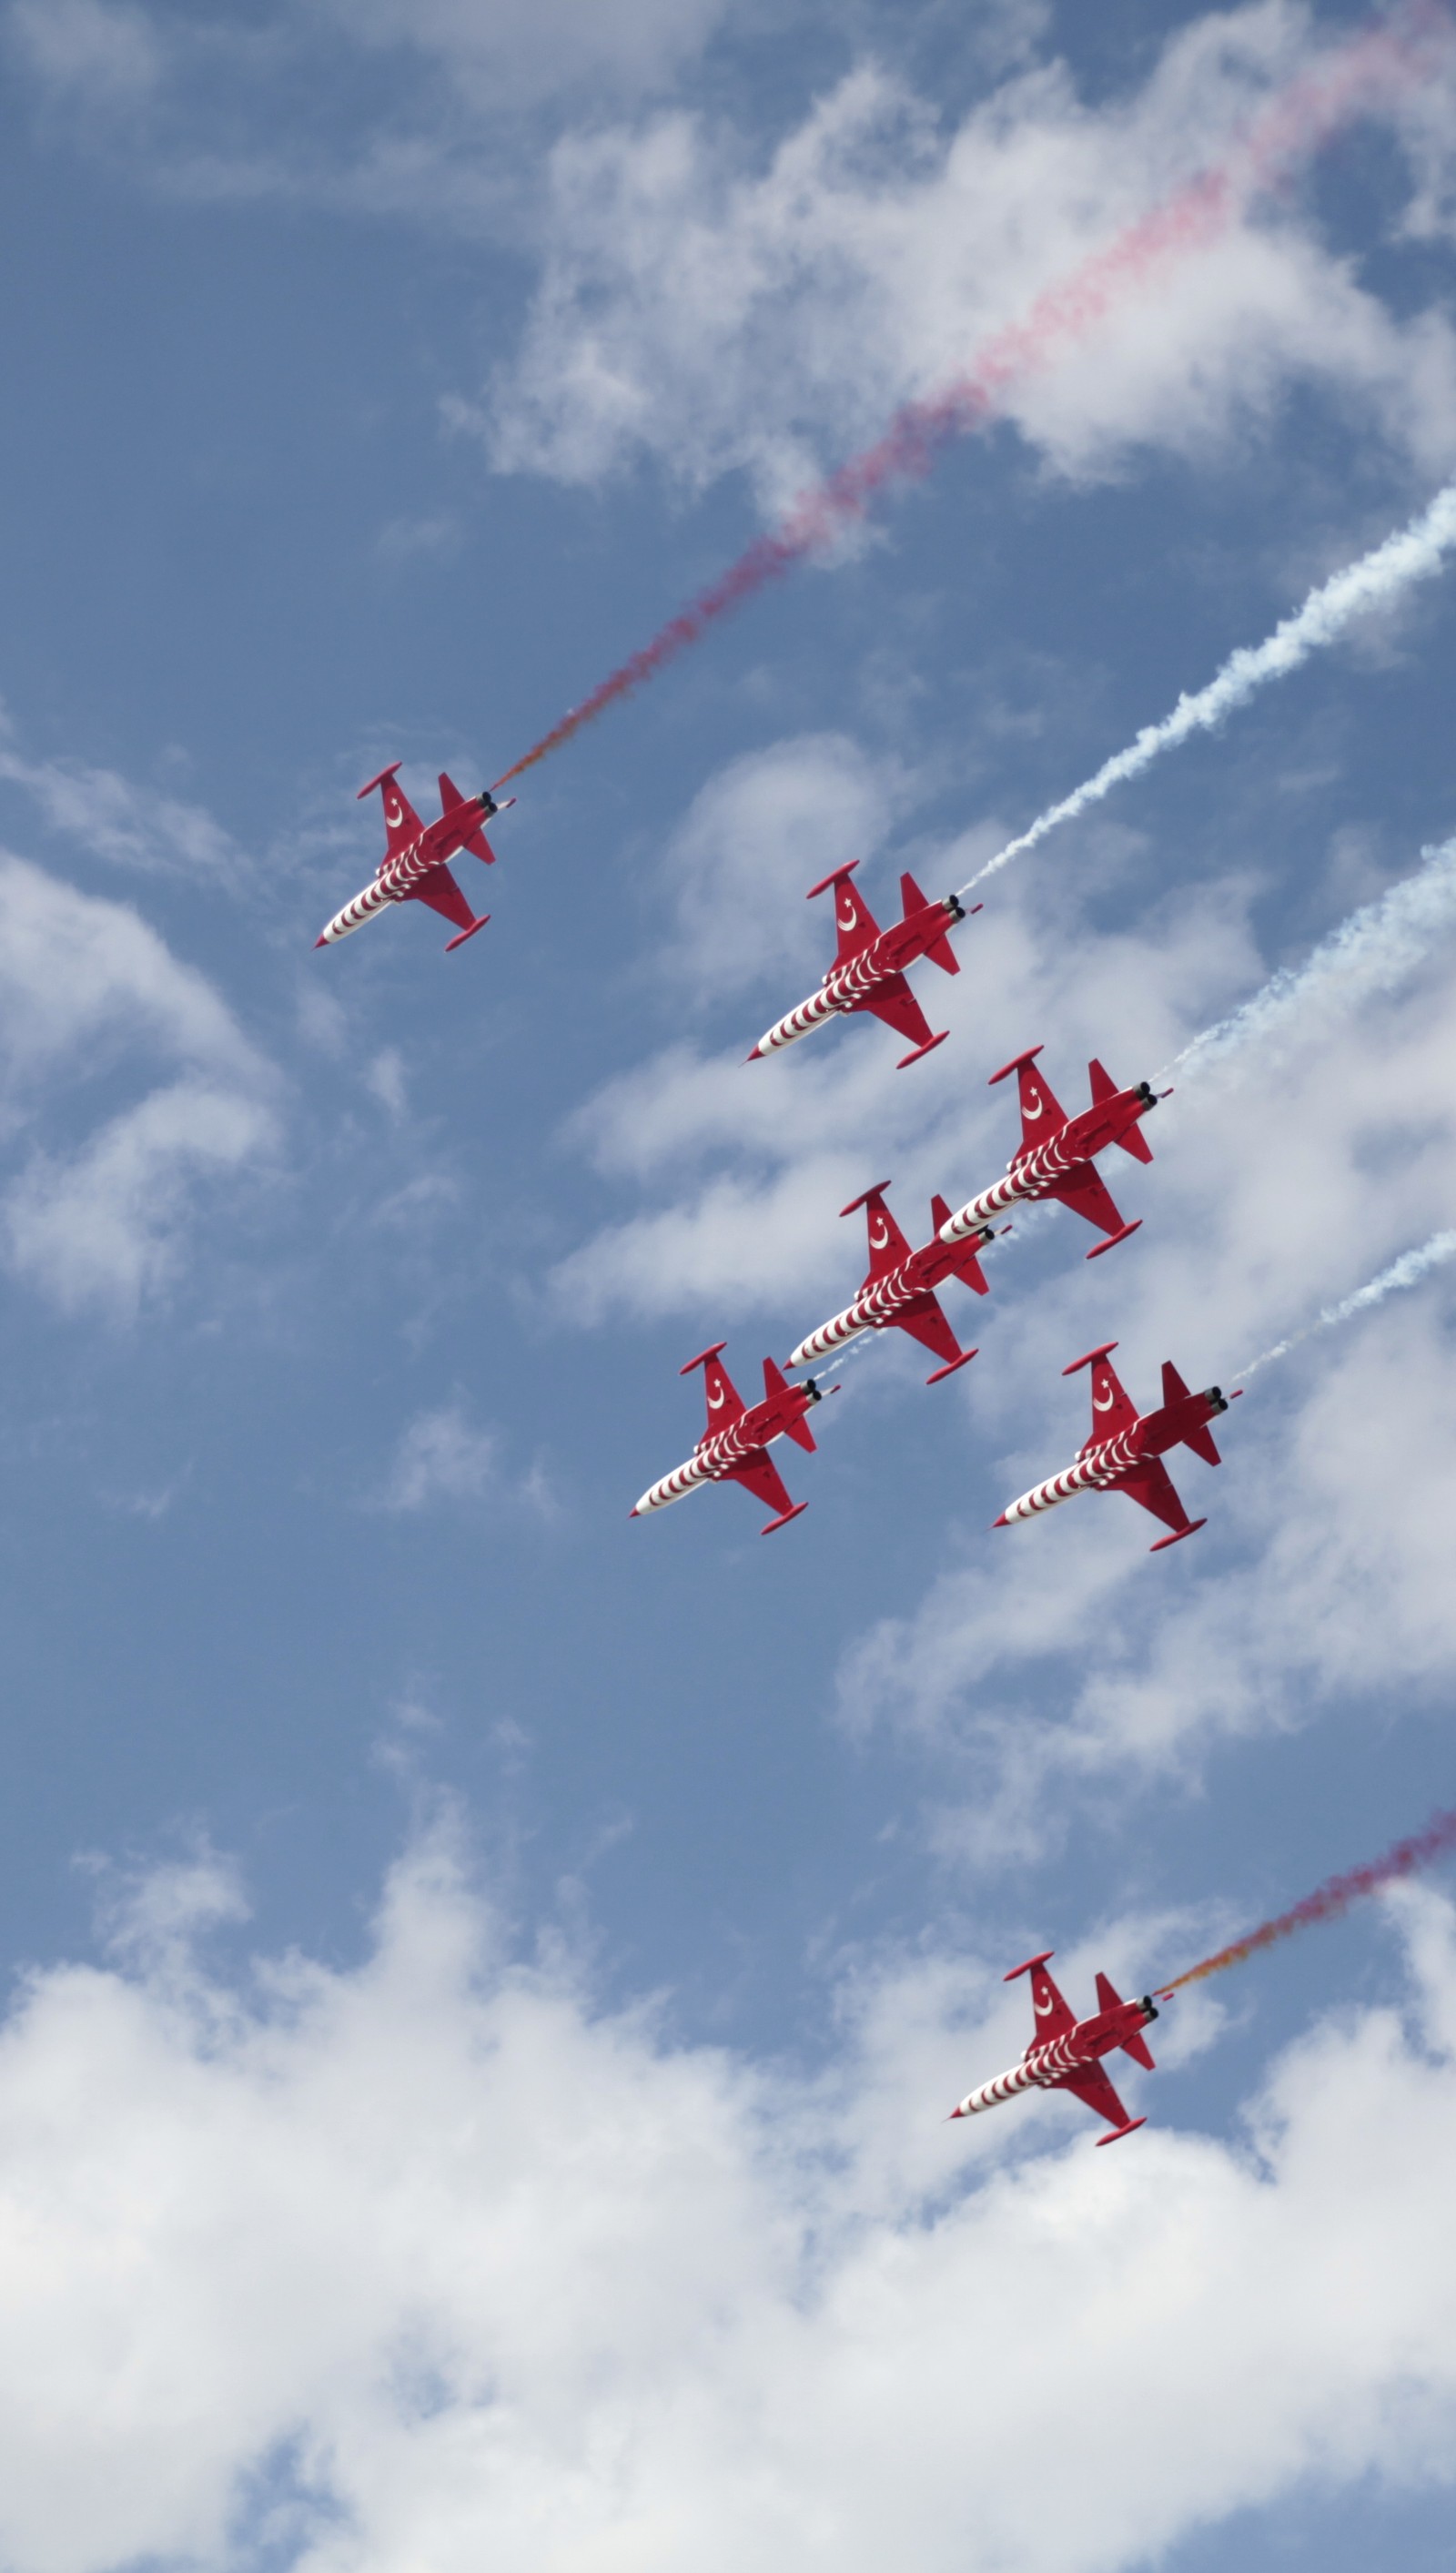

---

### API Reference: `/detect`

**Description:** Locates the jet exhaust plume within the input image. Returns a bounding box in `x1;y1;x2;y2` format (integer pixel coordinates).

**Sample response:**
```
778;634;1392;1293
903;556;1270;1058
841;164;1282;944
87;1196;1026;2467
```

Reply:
493;11;1438;792
1156;1805;1456;1995
966;488;1456;894
1235;1229;1456;1381
1171;836;1456;1081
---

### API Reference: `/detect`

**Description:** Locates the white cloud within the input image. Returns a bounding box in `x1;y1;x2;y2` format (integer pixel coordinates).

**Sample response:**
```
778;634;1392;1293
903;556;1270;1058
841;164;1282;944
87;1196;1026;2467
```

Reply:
6;0;161;106
309;0;731;110
375;1402;500;1512
654;732;905;998
0;1828;1455;2572
0;852;278;1317
0;733;239;881
487;11;1456;511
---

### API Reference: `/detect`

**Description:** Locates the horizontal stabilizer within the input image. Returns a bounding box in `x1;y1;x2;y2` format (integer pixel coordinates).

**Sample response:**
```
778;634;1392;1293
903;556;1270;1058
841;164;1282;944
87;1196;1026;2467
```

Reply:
1163;1360;1221;1464
1096;2117;1147;2146
902;872;959;975
1096;1970;1155;2069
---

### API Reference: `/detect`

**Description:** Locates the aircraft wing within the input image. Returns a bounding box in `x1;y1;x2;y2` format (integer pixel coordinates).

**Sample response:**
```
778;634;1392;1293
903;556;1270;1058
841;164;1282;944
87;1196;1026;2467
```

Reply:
857;975;935;1052
724;1449;796;1525
1117;1455;1192;1536
1055;2059;1136;2133
890;1292;963;1368
1039;1158;1127;1239
405;866;477;934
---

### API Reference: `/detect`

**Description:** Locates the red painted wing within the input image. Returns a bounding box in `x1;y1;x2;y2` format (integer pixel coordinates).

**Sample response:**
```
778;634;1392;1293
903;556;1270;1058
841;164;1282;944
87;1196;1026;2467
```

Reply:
724;1449;796;1524
1083;1352;1139;1444
379;779;426;858
1116;1455;1192;1535
889;1292;963;1369
832;875;882;964
861;1189;914;1282
1039;1158;1127;1241
857;974;935;1051
405;866;477;933
1025;1959;1077;2041
1055;2058;1136;2132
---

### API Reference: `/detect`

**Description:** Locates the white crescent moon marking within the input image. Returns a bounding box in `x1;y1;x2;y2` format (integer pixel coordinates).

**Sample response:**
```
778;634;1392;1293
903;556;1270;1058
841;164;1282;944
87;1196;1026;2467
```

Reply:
839;901;856;929
869;1221;889;1248
1034;1991;1055;2014
1024;1088;1044;1119
1093;1383;1116;1411
707;1384;725;1408
386;798;404;826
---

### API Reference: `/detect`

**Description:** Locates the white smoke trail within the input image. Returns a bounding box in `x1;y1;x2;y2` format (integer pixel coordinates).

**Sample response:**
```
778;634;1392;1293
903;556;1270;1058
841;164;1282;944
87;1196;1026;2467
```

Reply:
1236;1230;1456;1381
963;481;1456;892
1169;833;1456;1080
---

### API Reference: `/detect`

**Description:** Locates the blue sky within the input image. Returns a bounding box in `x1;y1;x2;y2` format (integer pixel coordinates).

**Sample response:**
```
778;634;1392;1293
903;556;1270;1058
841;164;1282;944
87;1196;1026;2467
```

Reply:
4;2;1456;2567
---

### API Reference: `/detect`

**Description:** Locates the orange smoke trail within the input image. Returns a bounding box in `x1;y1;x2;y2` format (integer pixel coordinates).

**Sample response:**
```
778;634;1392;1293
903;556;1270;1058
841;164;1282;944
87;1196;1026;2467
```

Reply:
1155;1806;1456;1999
493;6;1447;792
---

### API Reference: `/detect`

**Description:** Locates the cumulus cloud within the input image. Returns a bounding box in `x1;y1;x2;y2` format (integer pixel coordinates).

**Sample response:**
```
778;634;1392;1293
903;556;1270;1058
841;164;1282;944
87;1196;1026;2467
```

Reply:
487;9;1456;512
0;853;278;1317
0;1827;1454;2573
653;732;905;998
0;729;240;882
372;1400;559;1520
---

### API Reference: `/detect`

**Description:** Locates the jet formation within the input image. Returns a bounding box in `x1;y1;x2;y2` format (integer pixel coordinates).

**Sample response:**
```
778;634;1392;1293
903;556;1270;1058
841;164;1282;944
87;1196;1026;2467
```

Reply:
632;1031;1239;1542
314;795;1239;1553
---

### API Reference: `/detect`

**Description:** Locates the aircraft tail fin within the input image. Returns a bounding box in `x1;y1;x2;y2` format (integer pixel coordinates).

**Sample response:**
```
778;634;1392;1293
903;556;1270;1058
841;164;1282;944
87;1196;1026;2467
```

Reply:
764;1354;817;1450
901;871;959;974
1089;1058;1153;1160
1162;1360;1221;1464
439;771;495;862
1096;1970;1156;2069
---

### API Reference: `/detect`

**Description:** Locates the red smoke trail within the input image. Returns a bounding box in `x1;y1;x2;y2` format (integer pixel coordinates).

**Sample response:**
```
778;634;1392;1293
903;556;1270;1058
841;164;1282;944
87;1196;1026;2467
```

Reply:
494;7;1445;790
1155;1806;1456;1998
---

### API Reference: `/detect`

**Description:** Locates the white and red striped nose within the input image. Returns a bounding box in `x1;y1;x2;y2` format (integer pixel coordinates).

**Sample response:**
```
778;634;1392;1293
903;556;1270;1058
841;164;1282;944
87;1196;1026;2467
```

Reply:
315;877;399;946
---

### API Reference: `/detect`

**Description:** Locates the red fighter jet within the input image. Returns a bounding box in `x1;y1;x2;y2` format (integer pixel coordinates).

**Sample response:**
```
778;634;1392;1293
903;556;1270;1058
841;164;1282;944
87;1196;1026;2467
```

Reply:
949;1952;1158;2145
632;1344;828;1535
939;1047;1167;1258
746;862;976;1070
785;1181;994;1383
996;1342;1237;1553
316;763;515;954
